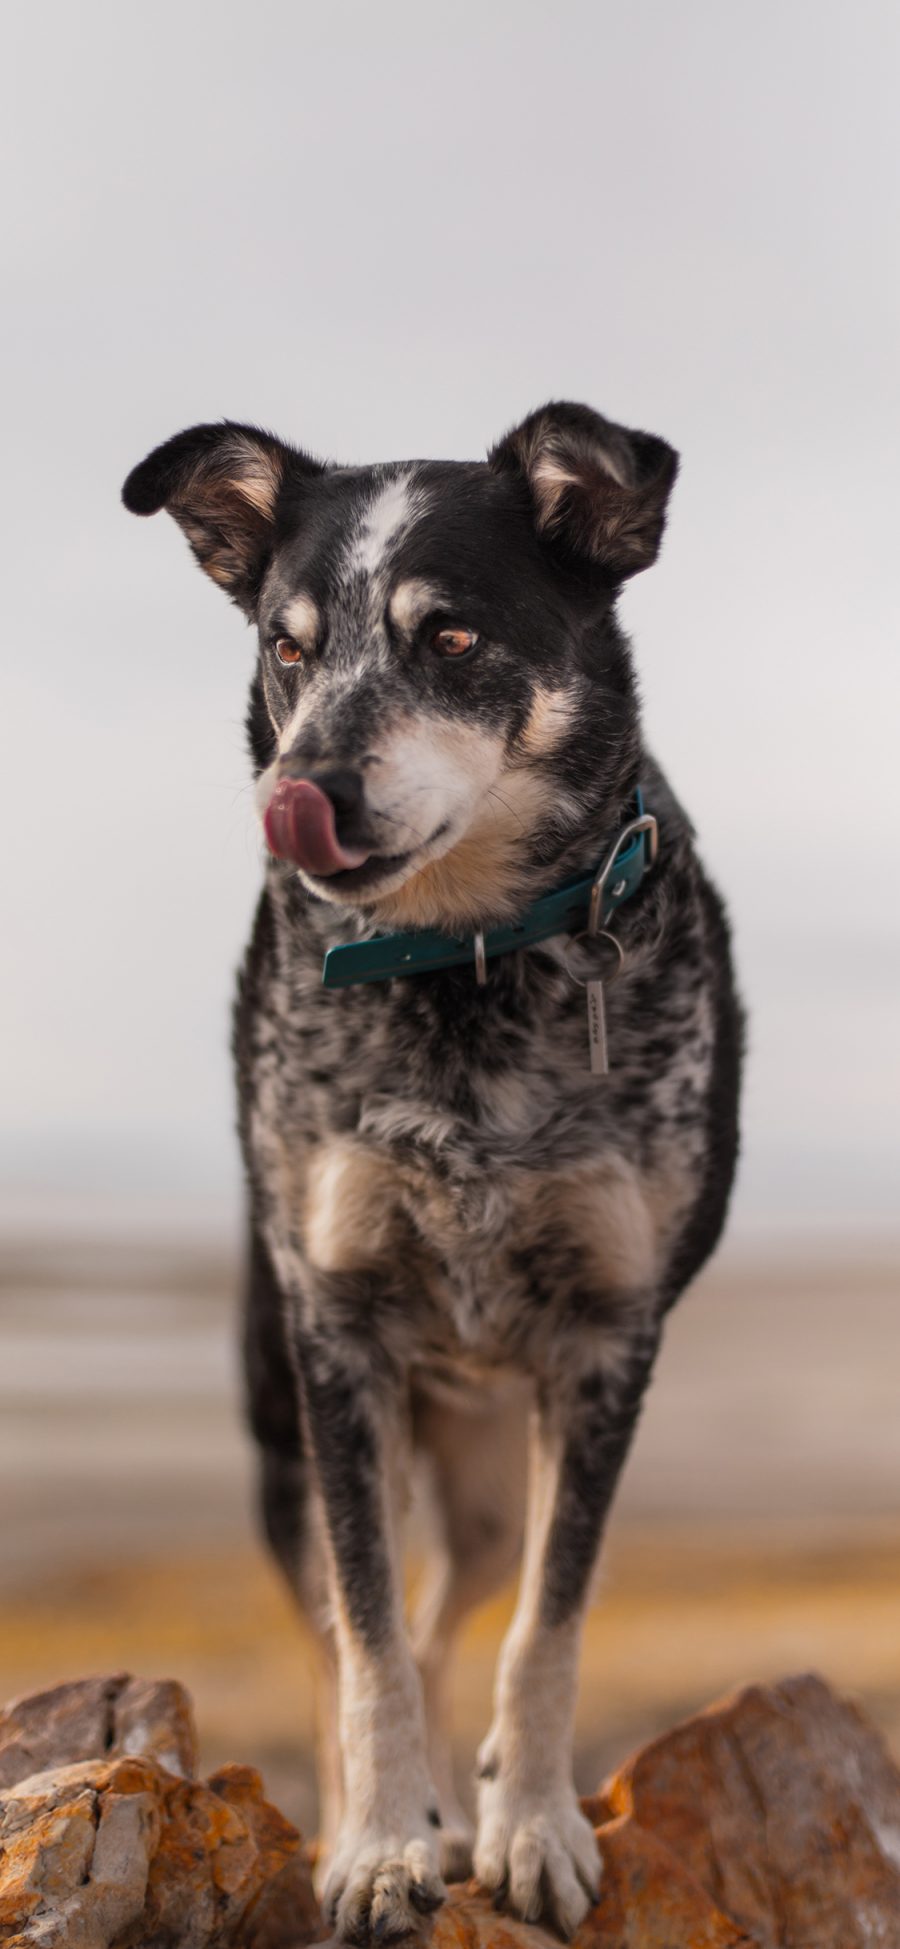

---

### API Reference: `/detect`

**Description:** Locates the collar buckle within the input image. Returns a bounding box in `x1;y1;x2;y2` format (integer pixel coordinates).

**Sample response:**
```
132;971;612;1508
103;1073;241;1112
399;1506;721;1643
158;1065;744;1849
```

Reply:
587;812;659;937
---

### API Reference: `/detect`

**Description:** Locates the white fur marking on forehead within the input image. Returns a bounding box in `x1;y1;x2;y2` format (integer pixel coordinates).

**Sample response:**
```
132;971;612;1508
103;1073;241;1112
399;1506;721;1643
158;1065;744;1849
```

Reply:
346;470;426;577
282;593;320;645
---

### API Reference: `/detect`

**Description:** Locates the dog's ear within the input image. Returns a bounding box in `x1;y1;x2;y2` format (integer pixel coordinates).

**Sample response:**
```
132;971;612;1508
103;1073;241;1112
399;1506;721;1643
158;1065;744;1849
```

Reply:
122;422;324;613
489;401;679;579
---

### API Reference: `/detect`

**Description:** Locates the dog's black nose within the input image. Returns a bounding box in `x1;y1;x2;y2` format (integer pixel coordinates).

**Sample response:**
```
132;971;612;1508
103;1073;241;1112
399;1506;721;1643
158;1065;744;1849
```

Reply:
305;768;366;842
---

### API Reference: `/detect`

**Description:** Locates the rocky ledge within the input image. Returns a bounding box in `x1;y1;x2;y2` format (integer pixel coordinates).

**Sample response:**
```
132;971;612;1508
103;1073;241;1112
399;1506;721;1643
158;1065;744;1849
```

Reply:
0;1670;898;1947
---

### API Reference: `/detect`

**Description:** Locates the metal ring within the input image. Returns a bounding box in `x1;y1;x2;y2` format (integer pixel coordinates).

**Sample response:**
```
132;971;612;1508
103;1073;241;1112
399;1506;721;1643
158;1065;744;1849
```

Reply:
473;931;487;985
587;813;658;934
562;928;624;988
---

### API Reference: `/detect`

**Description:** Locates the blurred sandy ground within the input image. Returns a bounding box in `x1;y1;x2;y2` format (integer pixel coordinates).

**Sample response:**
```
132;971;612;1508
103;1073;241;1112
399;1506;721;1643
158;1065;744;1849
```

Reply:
2;1235;898;1836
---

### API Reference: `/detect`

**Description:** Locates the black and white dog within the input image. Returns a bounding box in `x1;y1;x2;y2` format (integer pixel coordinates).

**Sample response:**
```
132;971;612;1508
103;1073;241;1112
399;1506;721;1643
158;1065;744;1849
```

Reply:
123;403;742;1942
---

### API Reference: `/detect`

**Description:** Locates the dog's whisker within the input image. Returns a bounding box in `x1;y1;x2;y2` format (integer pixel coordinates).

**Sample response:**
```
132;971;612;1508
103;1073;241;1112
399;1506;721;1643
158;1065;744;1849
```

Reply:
372;808;430;845
483;785;530;837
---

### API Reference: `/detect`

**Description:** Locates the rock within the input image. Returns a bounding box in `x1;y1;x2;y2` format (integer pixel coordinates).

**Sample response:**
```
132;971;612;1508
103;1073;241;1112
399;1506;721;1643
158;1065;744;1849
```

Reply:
581;1670;900;1948
202;1768;323;1949
0;1679;317;1949
0;1756;160;1948
124;1759;318;1949
0;1675;197;1789
0;1757;316;1948
0;1670;898;1946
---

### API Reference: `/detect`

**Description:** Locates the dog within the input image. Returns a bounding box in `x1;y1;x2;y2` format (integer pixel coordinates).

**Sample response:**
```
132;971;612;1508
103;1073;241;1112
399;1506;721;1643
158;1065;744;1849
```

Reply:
123;401;742;1942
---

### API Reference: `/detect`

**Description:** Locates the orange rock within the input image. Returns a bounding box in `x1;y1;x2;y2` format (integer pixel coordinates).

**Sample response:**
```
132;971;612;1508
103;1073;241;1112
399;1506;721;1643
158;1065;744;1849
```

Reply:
587;1817;754;1945
584;1671;900;1948
0;1749;317;1948
207;1767;324;1949
0;1756;161;1946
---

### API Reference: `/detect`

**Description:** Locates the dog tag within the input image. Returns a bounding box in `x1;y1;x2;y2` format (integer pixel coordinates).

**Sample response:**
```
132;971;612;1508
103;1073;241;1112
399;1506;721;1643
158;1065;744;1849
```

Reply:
586;979;609;1075
563;929;625;1080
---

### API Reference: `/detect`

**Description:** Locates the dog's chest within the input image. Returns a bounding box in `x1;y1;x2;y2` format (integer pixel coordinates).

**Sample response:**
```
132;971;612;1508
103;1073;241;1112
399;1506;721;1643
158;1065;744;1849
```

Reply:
402;1157;532;1355
340;1084;568;1357
249;900;716;1361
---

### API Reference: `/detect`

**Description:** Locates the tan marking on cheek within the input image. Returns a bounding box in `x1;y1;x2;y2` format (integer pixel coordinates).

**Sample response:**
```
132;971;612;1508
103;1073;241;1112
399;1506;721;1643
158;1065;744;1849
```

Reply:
304;1140;400;1274
516;684;577;758
372;770;558;932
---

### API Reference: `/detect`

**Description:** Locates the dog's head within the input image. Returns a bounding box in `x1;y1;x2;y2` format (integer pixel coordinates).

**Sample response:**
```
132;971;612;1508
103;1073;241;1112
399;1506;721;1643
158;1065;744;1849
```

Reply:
123;405;677;930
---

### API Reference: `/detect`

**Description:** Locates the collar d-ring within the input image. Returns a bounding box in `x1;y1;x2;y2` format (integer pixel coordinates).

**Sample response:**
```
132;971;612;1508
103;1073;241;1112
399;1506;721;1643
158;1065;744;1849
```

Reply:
587;813;658;936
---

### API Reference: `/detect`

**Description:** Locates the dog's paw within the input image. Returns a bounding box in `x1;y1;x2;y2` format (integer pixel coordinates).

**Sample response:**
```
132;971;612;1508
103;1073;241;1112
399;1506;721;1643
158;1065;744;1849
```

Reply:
474;1777;600;1938
324;1830;446;1943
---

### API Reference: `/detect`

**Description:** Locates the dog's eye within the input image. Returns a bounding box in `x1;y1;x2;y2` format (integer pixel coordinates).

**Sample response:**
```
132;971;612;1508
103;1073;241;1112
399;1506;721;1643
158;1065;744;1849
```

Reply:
431;627;479;658
274;637;302;666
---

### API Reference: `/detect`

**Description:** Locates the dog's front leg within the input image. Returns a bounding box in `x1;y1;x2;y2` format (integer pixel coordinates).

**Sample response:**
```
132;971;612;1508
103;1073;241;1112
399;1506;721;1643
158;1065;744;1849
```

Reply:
475;1329;659;1936
297;1332;445;1942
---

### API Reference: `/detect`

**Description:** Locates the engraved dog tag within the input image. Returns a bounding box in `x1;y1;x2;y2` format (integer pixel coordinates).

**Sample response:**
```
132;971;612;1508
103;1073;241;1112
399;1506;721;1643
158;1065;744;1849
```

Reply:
563;929;625;1080
586;979;609;1076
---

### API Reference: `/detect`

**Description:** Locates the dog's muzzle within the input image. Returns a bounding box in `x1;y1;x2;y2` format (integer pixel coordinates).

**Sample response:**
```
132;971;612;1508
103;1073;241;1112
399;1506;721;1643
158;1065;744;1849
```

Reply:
263;774;370;876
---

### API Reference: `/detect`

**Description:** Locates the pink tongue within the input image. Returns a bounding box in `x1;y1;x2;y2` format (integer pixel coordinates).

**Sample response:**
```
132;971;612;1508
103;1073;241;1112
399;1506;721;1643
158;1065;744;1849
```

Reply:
263;778;369;876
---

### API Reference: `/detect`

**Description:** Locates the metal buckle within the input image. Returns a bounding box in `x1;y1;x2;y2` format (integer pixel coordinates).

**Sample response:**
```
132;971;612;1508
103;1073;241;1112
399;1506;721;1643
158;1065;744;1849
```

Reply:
587;813;658;936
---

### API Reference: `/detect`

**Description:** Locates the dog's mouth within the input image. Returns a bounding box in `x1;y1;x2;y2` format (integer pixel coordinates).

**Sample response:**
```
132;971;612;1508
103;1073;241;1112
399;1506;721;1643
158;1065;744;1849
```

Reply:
263;776;448;893
263;778;369;877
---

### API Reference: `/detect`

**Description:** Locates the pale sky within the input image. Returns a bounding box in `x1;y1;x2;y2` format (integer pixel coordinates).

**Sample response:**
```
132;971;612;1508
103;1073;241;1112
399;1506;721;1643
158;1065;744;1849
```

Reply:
1;0;898;1247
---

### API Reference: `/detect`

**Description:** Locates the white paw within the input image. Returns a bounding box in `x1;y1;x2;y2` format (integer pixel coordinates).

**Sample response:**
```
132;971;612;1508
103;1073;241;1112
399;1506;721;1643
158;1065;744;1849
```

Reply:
324;1827;446;1943
475;1774;600;1937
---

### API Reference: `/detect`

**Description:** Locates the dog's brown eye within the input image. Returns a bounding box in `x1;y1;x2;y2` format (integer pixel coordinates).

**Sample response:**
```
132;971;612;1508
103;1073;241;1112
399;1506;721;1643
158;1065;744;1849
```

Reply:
431;627;479;658
275;637;302;665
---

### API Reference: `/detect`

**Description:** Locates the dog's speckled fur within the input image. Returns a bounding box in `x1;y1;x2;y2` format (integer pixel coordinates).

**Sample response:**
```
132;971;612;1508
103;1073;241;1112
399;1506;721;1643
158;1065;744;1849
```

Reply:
123;402;742;1942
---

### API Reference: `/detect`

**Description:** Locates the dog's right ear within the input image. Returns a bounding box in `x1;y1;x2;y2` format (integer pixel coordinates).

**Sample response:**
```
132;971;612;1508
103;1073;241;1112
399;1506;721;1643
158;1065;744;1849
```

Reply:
489;401;679;580
122;422;325;615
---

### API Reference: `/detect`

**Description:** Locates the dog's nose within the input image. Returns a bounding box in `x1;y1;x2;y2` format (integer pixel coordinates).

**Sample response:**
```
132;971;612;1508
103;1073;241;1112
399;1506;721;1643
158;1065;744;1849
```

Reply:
263;770;370;877
306;768;366;830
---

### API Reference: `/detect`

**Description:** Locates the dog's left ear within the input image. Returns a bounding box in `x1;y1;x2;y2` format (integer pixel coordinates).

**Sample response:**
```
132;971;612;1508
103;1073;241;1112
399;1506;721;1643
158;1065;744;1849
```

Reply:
489;401;679;579
122;421;324;614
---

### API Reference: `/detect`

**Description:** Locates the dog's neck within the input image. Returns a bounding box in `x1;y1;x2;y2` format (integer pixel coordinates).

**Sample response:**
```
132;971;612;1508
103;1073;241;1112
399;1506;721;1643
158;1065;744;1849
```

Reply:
272;758;648;954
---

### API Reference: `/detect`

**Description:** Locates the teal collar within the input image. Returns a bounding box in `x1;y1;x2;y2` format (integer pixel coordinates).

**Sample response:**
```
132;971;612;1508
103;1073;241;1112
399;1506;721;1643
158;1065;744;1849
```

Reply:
321;790;658;990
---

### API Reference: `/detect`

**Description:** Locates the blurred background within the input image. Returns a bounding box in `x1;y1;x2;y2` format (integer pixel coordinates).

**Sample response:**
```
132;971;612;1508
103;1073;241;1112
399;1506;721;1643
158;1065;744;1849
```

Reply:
1;0;898;1830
